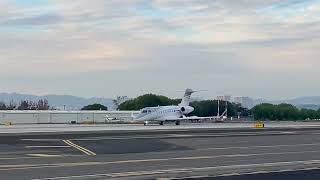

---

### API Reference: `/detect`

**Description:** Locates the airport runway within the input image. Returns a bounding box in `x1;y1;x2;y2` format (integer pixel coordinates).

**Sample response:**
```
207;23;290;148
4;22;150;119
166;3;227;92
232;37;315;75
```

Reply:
0;125;320;179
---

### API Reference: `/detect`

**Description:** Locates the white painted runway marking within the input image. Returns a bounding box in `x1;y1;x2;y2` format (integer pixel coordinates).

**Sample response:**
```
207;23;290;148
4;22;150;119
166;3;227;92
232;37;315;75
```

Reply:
21;139;62;142
27;154;62;157
203;143;320;151
280;131;297;134
26;146;70;148
303;160;320;165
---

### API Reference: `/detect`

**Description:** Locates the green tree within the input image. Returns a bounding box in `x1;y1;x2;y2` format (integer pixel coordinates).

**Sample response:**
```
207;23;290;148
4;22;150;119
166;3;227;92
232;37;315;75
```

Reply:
119;94;242;117
189;100;238;117
18;101;29;110
0;102;6;110
81;104;108;111
251;103;275;120
190;100;217;117
275;104;299;120
6;100;16;110
251;103;320;121
118;94;179;110
37;99;49;110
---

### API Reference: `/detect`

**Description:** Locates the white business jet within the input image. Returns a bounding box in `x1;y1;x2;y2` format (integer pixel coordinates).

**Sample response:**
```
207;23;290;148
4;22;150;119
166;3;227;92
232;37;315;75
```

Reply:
134;89;219;125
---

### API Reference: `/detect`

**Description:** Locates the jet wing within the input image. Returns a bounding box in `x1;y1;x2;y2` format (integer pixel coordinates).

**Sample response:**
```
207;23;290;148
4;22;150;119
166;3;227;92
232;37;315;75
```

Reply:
181;116;220;120
161;116;220;121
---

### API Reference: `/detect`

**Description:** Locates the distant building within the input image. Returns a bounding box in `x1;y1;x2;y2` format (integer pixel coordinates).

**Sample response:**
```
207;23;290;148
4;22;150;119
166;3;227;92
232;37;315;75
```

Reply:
234;96;254;109
216;95;231;101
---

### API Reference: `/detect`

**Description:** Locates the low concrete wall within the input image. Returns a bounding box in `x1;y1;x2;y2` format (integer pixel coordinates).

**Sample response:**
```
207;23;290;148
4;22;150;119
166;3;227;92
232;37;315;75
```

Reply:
0;110;139;124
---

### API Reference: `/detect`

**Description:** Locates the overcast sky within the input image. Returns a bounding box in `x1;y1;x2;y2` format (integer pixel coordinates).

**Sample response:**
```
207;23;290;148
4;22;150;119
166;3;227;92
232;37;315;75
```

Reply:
0;0;319;100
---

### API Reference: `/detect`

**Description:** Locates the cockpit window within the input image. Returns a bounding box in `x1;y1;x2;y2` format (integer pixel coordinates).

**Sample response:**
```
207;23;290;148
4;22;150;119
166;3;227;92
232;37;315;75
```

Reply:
142;110;147;113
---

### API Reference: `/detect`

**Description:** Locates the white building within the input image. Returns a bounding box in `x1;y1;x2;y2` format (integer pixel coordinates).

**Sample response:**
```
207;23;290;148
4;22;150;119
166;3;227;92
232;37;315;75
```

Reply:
234;96;254;109
216;95;232;101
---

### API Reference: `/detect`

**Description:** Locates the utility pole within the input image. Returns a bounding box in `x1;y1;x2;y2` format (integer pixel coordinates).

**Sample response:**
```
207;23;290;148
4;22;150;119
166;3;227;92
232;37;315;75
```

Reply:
217;100;220;117
225;101;228;117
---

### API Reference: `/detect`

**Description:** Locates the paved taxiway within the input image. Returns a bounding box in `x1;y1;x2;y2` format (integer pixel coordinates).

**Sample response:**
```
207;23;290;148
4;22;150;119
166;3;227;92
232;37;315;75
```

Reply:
2;121;320;134
1;124;320;179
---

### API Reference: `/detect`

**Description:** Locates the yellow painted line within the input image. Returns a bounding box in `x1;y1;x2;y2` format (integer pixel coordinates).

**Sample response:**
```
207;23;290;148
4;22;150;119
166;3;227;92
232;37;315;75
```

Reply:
63;140;96;156
63;140;90;155
27;154;62;158
65;140;96;156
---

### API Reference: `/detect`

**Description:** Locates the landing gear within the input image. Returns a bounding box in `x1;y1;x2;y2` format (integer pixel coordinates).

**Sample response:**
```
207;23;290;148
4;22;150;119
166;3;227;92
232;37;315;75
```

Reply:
175;120;180;125
159;121;164;126
144;121;148;126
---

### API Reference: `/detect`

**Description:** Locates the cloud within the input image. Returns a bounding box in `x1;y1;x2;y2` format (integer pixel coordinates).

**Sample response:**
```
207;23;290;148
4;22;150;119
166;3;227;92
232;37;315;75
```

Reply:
258;0;320;22
0;0;320;98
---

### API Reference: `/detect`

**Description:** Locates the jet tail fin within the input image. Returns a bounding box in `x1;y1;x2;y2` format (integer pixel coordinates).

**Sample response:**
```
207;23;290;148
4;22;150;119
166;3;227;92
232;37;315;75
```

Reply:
179;89;196;106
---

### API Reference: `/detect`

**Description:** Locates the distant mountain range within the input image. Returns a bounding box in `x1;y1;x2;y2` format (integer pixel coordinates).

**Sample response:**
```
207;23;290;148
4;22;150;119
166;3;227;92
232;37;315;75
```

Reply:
253;96;320;110
1;92;320;110
276;96;320;105
0;93;115;110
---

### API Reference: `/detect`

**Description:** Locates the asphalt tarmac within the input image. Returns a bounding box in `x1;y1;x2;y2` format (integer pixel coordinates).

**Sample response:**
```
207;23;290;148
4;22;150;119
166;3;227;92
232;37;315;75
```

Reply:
1;121;320;134
1;125;320;179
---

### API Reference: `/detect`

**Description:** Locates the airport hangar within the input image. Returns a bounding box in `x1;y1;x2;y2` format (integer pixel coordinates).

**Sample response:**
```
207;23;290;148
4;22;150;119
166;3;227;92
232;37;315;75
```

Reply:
0;110;139;124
